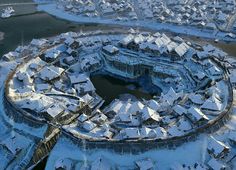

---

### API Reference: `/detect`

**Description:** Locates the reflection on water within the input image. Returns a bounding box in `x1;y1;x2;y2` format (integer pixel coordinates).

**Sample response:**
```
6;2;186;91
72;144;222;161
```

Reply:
91;74;158;106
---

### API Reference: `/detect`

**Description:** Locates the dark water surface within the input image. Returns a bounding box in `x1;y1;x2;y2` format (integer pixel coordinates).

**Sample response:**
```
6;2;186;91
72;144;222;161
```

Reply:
91;74;158;106
1;0;236;169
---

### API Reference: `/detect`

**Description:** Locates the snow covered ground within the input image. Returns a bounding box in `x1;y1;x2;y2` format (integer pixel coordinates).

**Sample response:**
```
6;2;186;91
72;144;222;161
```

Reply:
45;136;206;169
46;107;236;169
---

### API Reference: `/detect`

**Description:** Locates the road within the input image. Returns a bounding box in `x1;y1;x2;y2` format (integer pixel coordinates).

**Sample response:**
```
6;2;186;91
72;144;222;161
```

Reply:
0;2;52;7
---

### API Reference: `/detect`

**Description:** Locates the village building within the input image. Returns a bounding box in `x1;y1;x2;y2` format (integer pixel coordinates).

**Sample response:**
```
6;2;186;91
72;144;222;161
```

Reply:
141;106;161;124
135;158;154;170
207;158;226;170
207;136;230;159
186;106;209;124
119;128;140;140
38;66;65;82
45;104;64;120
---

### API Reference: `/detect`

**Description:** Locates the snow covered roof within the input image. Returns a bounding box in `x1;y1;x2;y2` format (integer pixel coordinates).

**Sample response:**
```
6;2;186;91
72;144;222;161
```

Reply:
135;158;154;170
16;72;32;86
207;158;225;170
154;127;167;139
167;125;183;137
128;101;144;114
83;120;97;132
161;87;183;105
177;117;192;131
2;51;19;61
201;96;222;111
194;71;206;80
64;56;76;65
118;102;132;115
17;94;54;112
142;106;161;122
189;93;204;105
30;38;48;46
108;100;123;113
118;112;132;122
173;105;187;116
140;127;156;138
187;106;209;122
207;65;222;76
166;41;178;52
44;49;61;60
0;136;22;155
29;57;47;71
148;99;160;111
120;34;134;46
54;158;73;170
207;136;230;158
74;80;96;94
46;104;64;118
174;42;190;57
81;93;93;103
64;37;80;46
69;74;89;84
102;45;119;54
230;71;236;84
228;131;236;142
38;66;64;81
91;112;107;124
120;127;140;139
67;103;80;113
78;113;88;123
35;83;51;92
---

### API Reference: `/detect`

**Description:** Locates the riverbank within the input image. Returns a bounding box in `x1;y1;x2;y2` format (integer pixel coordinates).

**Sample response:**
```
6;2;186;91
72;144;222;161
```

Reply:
35;2;236;42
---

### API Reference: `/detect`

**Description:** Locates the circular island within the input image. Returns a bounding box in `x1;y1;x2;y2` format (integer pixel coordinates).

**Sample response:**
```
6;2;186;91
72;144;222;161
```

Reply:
3;30;234;153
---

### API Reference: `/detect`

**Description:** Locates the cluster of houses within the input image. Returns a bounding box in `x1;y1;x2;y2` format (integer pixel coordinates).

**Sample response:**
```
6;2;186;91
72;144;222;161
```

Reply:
57;0;135;20
56;0;236;33
7;33;107;124
6;30;230;142
137;0;236;31
206;136;230;170
65;78;227;141
101;33;227;93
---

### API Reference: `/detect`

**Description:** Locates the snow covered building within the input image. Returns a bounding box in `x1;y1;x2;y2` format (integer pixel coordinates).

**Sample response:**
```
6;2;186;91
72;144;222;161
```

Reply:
207;136;230;159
